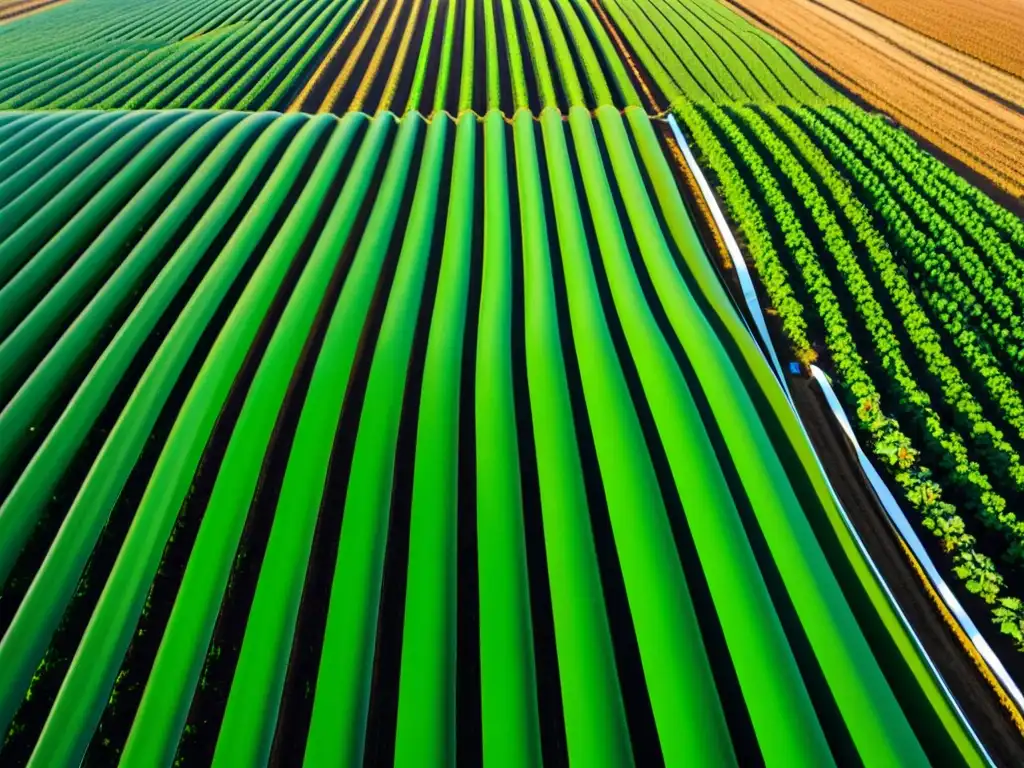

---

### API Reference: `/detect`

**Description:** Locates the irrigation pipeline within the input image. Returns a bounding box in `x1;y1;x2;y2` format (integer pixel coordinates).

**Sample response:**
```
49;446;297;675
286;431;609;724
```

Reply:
664;116;789;396
811;362;1024;722
664;112;1024;755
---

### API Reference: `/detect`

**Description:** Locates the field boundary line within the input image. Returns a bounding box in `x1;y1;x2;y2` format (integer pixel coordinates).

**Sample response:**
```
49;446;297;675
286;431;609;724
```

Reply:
660;132;731;270
587;0;660;112
665;111;1024;744
891;527;1024;735
665;114;789;393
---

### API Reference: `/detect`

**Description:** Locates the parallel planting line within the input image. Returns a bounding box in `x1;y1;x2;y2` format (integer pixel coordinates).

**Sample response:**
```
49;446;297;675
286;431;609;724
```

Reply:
0;109;985;767
0;0;665;114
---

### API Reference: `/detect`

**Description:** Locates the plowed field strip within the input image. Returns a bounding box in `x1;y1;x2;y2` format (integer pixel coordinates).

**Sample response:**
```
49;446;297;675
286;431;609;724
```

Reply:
286;3;363;110
810;0;1024;111
232;0;645;114
320;0;392;112
377;0;427;112
0;0;69;23
850;0;1024;79
349;0;411;111
723;0;1024;198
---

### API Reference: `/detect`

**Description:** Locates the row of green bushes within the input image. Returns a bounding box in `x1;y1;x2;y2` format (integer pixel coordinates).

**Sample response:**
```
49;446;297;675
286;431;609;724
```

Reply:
677;100;1024;650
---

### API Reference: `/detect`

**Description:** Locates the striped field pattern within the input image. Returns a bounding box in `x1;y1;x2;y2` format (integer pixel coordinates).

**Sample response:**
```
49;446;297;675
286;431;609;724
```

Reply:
0;0;835;114
0;108;984;765
0;0;652;114
2;0;1022;762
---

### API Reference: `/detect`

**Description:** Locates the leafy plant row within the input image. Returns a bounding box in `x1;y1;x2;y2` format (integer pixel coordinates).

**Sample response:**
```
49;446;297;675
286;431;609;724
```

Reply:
678;100;1024;650
844;110;1024;253
836;109;1024;303
816;109;1024;375
794;108;1024;494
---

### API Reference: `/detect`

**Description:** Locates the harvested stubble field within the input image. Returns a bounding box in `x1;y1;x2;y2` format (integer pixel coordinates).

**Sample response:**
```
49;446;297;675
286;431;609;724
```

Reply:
851;0;1024;79
723;0;1024;201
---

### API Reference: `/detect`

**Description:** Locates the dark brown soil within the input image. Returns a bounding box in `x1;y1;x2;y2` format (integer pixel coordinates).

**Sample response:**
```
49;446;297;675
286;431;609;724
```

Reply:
792;373;1024;768
387;0;433;113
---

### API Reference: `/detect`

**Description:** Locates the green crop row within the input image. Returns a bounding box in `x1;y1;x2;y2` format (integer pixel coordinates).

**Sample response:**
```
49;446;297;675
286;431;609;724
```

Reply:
603;0;836;107
796;109;1024;487
822;109;1024;356
0;109;984;766
678;100;1024;651
0;0;645;114
0;0;845;115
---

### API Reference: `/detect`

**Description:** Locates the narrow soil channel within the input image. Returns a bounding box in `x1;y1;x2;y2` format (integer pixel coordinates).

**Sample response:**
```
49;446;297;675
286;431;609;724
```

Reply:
791;373;1024;767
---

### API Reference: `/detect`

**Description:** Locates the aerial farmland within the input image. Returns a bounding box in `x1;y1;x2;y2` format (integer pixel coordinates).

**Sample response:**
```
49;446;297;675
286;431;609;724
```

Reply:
1;0;1023;765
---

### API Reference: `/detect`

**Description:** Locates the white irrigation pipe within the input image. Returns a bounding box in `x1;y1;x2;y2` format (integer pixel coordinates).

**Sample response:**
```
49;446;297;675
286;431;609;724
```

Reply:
811;363;1024;715
665;114;1004;762
665;115;793;404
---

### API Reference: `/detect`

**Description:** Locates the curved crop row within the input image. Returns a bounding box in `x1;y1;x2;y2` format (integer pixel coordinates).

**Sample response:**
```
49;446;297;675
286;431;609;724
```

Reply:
0;0;648;115
796;109;1024;457
600;0;835;107
678;101;1024;650
0;109;982;767
759;105;1024;553
814;110;1024;371
734;107;1024;501
832;109;1024;300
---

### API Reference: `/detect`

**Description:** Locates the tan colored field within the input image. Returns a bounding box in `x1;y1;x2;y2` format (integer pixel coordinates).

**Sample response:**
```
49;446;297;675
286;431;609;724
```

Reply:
723;0;1024;200
852;0;1024;79
813;0;1024;110
0;0;69;23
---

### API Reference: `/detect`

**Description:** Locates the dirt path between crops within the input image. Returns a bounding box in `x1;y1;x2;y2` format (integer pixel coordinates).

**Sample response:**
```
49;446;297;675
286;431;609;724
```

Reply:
656;123;1024;761
790;374;1024;767
850;0;1024;80
721;0;1024;200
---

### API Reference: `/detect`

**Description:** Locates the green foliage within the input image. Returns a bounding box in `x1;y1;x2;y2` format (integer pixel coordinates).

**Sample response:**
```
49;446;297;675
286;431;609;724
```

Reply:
994;599;1024;650
797;108;1024;492
682;99;1024;650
